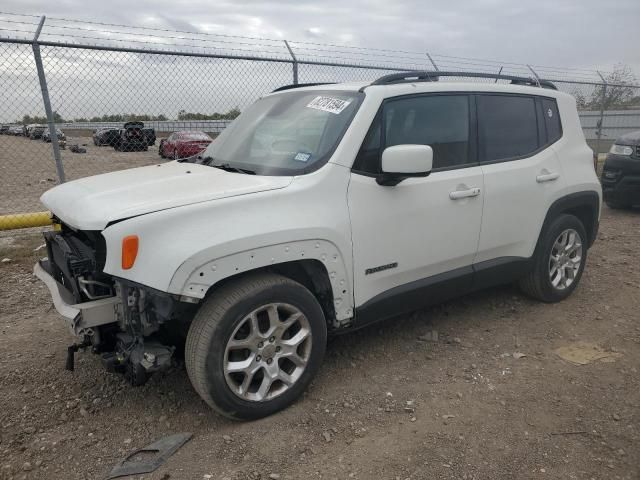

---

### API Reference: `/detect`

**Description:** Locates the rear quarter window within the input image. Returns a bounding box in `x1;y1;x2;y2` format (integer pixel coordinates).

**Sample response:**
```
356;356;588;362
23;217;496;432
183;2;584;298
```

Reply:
541;98;562;144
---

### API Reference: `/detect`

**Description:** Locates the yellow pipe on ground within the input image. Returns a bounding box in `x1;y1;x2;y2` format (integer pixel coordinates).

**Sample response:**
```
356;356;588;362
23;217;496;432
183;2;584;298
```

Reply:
0;212;53;231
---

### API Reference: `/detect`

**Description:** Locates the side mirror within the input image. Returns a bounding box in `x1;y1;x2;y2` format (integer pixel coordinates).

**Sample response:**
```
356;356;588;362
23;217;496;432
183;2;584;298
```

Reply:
377;144;433;186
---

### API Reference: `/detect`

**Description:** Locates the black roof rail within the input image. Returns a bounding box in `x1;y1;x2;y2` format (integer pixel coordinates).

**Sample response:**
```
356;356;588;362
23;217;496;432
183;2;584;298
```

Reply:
272;82;336;92
366;71;557;90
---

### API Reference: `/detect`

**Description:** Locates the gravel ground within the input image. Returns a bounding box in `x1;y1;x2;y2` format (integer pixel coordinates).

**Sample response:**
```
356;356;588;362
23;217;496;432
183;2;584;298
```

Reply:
0;206;639;480
0;134;164;215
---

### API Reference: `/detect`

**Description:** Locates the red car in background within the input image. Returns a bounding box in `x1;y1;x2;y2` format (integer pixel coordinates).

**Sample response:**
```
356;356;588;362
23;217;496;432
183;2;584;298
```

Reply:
159;131;213;160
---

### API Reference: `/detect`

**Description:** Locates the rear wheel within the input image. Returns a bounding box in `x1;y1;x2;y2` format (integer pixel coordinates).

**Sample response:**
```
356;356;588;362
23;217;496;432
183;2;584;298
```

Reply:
185;273;327;420
519;214;587;302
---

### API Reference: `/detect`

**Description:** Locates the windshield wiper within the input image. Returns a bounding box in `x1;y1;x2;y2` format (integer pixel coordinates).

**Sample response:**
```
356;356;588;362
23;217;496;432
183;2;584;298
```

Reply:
211;162;256;175
176;155;198;163
199;156;255;174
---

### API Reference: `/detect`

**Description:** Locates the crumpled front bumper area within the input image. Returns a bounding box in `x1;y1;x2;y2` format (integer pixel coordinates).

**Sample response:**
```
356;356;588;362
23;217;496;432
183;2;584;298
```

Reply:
34;259;120;336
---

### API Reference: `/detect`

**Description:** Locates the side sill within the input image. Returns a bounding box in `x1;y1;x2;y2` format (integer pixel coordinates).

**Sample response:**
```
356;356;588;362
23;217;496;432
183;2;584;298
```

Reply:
347;256;534;332
351;266;473;331
472;256;533;290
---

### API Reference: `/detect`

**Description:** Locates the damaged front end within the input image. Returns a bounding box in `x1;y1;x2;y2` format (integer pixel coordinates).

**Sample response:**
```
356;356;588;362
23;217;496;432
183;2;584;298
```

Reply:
35;224;197;385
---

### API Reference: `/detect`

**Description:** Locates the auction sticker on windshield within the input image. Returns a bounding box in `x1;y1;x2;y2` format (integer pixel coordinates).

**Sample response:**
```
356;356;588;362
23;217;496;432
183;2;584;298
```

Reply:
306;96;352;115
294;152;311;162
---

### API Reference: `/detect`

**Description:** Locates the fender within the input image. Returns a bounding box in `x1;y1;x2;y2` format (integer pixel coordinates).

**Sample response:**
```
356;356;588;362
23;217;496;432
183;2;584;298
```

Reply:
538;190;601;250
168;239;354;322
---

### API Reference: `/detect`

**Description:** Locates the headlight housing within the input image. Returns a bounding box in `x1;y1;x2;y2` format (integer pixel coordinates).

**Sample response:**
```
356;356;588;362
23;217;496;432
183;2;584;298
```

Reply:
609;144;633;156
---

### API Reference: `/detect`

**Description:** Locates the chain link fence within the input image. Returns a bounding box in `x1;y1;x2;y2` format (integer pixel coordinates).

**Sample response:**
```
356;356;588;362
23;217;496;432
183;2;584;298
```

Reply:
1;12;639;229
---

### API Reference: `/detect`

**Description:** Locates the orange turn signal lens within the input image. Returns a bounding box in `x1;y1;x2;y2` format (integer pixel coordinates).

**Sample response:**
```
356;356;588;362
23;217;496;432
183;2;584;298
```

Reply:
121;235;139;270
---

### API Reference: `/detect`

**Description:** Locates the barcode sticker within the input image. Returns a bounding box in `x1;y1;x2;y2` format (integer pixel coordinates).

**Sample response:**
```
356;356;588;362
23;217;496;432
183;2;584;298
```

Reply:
294;152;311;162
306;96;352;115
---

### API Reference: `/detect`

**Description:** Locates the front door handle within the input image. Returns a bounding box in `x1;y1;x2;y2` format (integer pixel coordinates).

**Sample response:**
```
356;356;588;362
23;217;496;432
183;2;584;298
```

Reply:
449;187;481;200
536;171;560;183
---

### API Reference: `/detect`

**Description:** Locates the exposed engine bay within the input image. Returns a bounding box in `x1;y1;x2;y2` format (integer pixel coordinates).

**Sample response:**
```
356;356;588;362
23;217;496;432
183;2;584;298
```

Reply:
40;224;197;385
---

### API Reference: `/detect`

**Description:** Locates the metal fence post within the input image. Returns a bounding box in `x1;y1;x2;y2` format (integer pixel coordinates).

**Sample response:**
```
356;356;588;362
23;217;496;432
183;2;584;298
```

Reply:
283;40;298;85
32;15;65;183
426;52;439;71
595;70;608;156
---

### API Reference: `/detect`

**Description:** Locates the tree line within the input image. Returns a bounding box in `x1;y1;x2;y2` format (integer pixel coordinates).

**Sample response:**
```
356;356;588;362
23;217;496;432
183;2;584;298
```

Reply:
16;107;241;125
572;64;640;110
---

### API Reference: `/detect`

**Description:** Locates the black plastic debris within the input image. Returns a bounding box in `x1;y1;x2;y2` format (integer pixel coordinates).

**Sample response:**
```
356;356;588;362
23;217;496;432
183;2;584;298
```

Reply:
106;432;192;479
69;144;87;153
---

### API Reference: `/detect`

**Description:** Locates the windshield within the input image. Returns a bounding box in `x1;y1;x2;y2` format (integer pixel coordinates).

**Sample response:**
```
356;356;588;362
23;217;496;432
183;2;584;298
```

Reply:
201;90;362;175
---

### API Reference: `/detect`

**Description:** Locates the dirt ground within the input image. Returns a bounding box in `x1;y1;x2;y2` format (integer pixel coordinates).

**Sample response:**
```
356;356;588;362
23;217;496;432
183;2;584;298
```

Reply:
0;134;164;215
0;206;638;480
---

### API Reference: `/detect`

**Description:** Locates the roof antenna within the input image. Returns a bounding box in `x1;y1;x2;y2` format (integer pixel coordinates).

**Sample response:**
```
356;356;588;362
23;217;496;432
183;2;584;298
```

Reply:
426;52;439;82
527;64;541;88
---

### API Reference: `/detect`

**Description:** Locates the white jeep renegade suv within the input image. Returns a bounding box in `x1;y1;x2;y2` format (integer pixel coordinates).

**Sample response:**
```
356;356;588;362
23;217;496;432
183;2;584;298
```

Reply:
35;71;601;419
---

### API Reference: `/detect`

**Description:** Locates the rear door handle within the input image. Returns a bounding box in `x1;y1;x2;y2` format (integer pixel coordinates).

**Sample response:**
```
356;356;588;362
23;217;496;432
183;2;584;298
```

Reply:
536;171;560;183
449;187;481;200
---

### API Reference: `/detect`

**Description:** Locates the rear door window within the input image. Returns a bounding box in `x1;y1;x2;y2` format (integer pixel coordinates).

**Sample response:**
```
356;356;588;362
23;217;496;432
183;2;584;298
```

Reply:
477;95;539;162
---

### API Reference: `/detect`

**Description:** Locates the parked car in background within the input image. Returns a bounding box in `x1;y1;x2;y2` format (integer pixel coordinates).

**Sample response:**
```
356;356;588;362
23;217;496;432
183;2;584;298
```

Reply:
0;125;9;134
601;130;640;209
142;127;156;146
29;125;46;139
24;124;40;137
93;127;120;146
42;127;67;148
111;122;156;151
113;122;148;152
8;126;24;136
159;131;213;159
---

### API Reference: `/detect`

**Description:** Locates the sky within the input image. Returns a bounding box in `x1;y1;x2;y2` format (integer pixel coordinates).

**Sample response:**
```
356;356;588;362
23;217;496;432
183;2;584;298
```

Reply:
3;0;640;76
1;0;639;122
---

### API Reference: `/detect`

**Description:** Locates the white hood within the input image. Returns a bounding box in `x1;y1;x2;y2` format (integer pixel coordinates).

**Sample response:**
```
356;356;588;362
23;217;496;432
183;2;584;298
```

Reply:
41;161;293;230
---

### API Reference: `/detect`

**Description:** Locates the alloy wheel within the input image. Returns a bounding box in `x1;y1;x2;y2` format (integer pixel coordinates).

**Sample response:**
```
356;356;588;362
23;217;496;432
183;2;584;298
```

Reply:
548;228;583;290
223;303;312;402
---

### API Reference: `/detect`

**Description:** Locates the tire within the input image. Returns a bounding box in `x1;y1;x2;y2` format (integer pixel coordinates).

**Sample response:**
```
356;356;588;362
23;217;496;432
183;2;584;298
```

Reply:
519;214;588;303
185;273;327;420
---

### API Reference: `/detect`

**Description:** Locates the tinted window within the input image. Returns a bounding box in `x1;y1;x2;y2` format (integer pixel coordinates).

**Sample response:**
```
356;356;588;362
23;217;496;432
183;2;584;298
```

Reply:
541;98;562;144
477;95;539;162
353;112;381;173
354;95;470;173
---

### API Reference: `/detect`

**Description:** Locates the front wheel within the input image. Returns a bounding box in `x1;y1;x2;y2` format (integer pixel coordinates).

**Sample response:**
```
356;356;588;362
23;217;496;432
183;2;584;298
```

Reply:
185;273;327;420
519;214;587;302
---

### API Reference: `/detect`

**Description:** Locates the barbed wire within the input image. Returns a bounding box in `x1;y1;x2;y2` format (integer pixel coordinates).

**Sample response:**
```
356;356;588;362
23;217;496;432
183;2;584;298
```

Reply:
0;10;636;84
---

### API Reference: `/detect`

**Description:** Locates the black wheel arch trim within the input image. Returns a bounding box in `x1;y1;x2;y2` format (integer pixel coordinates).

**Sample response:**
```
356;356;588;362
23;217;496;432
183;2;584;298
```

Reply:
538;191;600;250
